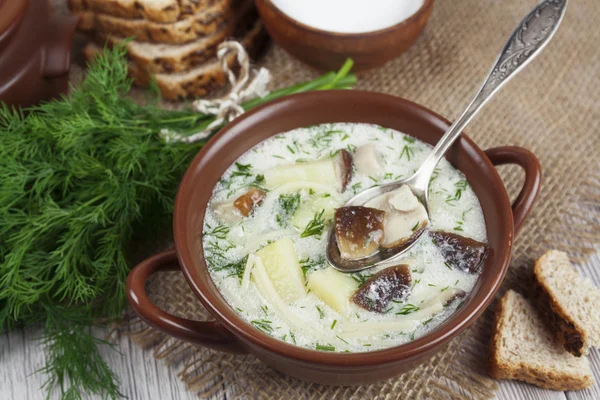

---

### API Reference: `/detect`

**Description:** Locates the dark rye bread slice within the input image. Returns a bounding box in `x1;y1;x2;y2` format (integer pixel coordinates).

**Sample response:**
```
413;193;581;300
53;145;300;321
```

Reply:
533;250;600;357
74;0;232;44
68;0;228;24
98;26;233;74
489;290;594;391
91;0;257;74
83;20;268;100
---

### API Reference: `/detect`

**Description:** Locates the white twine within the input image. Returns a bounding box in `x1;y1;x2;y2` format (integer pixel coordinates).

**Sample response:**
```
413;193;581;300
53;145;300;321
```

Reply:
160;41;271;144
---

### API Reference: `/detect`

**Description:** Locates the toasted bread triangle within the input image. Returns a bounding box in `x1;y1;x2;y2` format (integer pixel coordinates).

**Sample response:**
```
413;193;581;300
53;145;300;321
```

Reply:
534;250;600;356
489;290;593;391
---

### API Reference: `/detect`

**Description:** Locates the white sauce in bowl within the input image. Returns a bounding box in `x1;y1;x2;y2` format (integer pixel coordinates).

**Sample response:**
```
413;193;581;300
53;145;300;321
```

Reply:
203;123;487;353
271;0;425;34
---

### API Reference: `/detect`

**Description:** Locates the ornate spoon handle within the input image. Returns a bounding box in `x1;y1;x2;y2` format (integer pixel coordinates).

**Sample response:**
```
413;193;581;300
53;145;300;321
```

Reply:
412;0;568;192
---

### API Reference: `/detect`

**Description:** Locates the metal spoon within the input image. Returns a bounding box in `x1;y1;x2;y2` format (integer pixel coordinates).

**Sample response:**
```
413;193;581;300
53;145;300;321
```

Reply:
327;0;567;273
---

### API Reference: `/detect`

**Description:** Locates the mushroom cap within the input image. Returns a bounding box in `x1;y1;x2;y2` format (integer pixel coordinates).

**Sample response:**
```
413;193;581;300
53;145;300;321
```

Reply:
430;231;488;274
351;264;413;313
233;187;266;217
334;206;385;260
334;149;353;192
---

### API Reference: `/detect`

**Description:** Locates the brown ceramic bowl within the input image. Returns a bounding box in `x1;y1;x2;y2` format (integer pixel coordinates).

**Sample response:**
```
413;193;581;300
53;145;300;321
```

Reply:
126;90;541;385
255;0;434;72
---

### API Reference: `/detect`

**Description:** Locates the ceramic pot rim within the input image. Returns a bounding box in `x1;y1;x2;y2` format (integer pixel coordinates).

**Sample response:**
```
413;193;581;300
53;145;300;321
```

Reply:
257;0;434;38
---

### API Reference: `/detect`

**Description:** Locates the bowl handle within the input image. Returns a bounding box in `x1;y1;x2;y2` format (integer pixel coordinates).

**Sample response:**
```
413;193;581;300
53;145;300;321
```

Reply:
485;146;542;235
126;249;246;354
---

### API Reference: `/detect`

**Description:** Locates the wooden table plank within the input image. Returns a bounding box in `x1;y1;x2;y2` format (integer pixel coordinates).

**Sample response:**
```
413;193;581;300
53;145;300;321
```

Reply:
0;326;200;400
496;381;567;400
100;331;202;400
0;326;48;399
565;251;600;400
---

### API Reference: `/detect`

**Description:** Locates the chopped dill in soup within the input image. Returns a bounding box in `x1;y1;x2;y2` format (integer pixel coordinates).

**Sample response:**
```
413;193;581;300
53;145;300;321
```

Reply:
203;123;488;352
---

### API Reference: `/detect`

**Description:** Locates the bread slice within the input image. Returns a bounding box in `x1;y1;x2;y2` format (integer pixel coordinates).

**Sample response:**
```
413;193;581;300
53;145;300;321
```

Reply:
91;0;257;74
77;9;96;31
99;26;232;74
83;20;267;100
533;250;600;357
68;0;226;24
489;290;594;391
74;0;232;44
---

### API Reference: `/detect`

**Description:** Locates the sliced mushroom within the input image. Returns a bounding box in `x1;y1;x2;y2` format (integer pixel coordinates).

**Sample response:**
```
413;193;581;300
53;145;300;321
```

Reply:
430;231;488;274
388;185;421;212
383;212;428;249
212;188;266;224
353;144;384;179
351;264;412;313
444;289;468;307
403;288;467;322
333;149;353;192
233;187;266;217
334;206;385;259
212;201;244;225
364;185;429;249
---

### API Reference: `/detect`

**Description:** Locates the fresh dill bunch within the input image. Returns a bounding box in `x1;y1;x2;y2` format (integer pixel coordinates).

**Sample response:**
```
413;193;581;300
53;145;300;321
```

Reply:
0;43;356;399
0;44;205;399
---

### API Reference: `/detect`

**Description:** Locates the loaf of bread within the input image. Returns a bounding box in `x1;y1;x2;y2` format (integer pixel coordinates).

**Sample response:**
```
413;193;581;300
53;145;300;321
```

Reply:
533;250;600;357
489;290;594;391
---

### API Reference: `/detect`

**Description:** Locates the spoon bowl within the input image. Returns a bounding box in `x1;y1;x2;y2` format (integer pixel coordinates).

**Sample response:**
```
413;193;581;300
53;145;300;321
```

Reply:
326;176;429;273
327;0;567;273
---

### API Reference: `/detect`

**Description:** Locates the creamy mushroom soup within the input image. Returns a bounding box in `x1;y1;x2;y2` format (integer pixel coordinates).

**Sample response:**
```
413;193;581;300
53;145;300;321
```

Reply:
203;123;488;352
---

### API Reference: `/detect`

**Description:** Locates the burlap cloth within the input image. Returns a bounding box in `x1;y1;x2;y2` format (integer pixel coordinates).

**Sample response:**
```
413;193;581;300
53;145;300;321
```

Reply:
64;0;599;398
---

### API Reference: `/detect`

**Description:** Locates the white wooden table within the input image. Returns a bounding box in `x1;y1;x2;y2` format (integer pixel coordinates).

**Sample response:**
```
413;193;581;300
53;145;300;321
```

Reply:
2;251;598;400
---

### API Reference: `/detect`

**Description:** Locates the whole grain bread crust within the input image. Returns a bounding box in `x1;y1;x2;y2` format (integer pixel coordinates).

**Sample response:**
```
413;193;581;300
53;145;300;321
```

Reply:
89;1;257;74
489;291;593;391
95;27;233;74
532;274;586;357
489;356;593;391
74;0;233;44
149;21;268;101
83;21;267;100
533;255;588;357
68;0;228;24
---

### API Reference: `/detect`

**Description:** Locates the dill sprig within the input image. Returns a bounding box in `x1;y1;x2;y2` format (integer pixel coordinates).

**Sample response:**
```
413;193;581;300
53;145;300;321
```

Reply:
299;256;325;277
276;193;301;227
315;343;336;351
0;44;357;399
300;209;326;238
251;319;274;334
350;272;373;287
212;255;249;282
396;304;420;315
445;179;469;206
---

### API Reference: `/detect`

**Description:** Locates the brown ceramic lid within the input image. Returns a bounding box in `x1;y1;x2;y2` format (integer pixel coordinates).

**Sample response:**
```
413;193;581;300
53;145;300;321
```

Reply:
0;0;78;107
0;0;28;52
